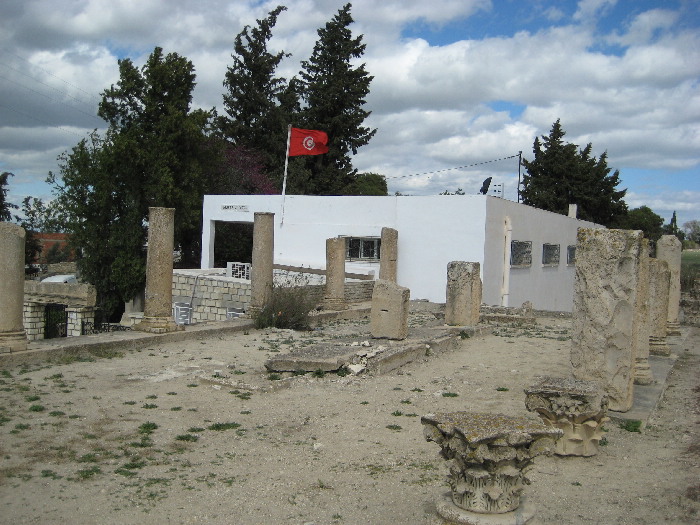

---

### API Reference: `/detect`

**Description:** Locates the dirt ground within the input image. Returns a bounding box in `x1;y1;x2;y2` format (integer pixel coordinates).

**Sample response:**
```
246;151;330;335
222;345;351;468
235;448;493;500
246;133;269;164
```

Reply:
1;307;698;525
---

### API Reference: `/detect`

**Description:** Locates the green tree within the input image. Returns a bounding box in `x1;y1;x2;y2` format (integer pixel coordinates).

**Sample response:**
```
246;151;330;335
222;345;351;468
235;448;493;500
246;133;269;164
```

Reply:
295;3;376;195
219;5;296;186
683;220;700;244
50;47;213;317
520;120;627;226
617;206;664;241
0;172;18;221
344;173;388;196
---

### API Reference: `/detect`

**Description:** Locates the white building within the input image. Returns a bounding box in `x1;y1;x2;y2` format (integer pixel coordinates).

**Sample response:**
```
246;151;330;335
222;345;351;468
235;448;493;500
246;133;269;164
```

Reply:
201;195;602;312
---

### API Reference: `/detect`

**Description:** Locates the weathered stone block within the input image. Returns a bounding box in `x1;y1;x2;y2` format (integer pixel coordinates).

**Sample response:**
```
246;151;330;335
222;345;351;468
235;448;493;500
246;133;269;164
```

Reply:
445;261;481;326
370;279;409;340
570;228;642;412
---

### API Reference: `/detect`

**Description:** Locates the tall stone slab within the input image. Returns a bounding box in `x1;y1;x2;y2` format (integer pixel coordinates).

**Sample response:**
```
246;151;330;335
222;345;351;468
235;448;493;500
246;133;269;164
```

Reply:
378;227;398;282
324;237;347;310
135;207;181;333
370;279;409;340
0;223;28;353
648;258;670;355
656;235;682;336
444;261;481;326
633;240;653;385
570;228;643;412
249;212;274;315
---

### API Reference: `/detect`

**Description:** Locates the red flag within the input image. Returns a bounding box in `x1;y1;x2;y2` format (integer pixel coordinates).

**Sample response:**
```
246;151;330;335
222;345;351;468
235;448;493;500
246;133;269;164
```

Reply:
289;128;329;156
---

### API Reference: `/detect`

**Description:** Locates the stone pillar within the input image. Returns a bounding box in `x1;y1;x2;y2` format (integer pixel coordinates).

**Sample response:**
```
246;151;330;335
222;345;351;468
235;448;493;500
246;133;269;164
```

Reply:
135;207;181;333
656;235;682;336
525;376;609;456
23;302;45;341
648;258;670;355
445;261;481;326
378;227;398;282
570;228;643;412
249;212;275;315
323;237;347;310
0;222;28;353
370;279;409;340
634;239;653;385
66;306;96;337
422;412;561;524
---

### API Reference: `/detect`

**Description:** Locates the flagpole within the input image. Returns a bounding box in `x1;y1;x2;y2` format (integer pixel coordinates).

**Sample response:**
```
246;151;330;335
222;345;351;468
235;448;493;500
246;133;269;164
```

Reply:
281;124;292;226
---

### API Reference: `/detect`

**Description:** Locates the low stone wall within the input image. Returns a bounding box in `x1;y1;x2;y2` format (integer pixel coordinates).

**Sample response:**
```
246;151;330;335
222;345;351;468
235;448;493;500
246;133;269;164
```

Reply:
171;270;375;324
22;281;97;340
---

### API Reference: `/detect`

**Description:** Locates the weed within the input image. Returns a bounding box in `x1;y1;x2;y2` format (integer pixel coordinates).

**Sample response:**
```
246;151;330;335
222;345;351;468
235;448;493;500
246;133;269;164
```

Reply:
317;479;332;489
619;419;642;433
386;424;402;431
208;422;241;431
124;401;137;405
400;399;412;404
233;370;247;375
188;427;205;433
14;423;30;431
459;330;470;339
145;395;157;399
167;391;177;395
442;392;459;398
187;383;198;388
253;272;316;330
170;406;182;411
1;370;12;378
496;387;509;392
572;481;582;486
268;373;282;381
25;395;41;402
336;367;350;377
599;437;608;446
75;466;101;480
404;413;419;417
240;410;251;415
175;434;199;442
312;369;326;378
78;453;99;463
49;411;66;417
142;403;158;409
29;404;45;412
139;422;158;434
41;469;62;480
411;388;424;392
391;410;403;416
392;387;402;391
360;401;369;405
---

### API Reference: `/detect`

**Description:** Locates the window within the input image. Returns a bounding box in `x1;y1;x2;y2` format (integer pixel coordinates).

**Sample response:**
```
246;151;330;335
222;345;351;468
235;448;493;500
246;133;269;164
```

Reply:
345;237;381;261
567;245;576;265
542;243;560;266
510;240;532;267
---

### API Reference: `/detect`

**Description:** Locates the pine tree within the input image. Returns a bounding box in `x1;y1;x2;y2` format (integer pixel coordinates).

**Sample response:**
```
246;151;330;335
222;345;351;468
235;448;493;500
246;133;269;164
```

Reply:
521;119;627;226
219;5;295;187
0;172;18;221
296;3;376;195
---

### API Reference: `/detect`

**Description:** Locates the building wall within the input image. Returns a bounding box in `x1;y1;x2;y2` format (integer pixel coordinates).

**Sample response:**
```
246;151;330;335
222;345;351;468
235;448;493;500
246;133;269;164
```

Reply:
483;198;602;311
201;195;602;311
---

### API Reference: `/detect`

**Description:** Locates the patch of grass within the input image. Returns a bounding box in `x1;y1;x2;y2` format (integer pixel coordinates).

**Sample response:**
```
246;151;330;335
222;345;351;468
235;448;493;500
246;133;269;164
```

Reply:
75;466;101;480
253;276;316;330
188;427;205;433
78;453;99;463
459;330;470;339
619;419;642;433
123;401;136;405
25;395;41;402
400;399;412;404
170;406;182;411
336;367;350;377
442;392;459;398
49;411;66;417
240;410;251;415
599;436;608;446
391;410;403;416
28;404;45;412
187;383;198;388
411;388;423;392
268;373;282;381
14;423;30;431
145;394;157;399
360;401;369;405
208;422;241;432
139;422;158;434
41;469;62;480
233;370;247;375
496;387;509;392
175;434;199;442
1;370;12;378
312;369;326;378
386;424;402;431
142;403;158;409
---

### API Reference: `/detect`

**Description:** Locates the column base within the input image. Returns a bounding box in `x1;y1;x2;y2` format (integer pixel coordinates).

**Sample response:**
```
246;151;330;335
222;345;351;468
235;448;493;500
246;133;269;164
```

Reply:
666;321;681;336
649;336;670;356
133;316;183;334
0;330;28;353
633;360;654;385
435;493;535;525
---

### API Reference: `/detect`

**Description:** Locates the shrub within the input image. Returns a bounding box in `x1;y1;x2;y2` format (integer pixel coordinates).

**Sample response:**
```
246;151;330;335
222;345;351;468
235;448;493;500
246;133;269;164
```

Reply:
254;272;317;330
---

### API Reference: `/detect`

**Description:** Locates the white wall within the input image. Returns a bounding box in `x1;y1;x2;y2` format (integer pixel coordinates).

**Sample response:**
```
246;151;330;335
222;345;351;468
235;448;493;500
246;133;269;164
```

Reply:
202;195;488;303
483;198;602;311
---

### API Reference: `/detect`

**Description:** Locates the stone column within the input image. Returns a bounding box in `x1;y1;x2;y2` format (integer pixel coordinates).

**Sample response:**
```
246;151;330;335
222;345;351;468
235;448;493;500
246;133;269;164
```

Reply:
378;227;398;282
656;235;682;336
445;261;481;326
249;212;274;315
0;223;28;353
648;258;670;355
135;207;181;333
634;239;653;385
370;279;409;340
324;237;347;310
570;228;643;412
422;412;561;524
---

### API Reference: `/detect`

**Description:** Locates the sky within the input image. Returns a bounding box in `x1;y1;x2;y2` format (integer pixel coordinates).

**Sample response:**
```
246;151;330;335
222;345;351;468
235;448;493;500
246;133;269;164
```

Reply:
1;0;698;227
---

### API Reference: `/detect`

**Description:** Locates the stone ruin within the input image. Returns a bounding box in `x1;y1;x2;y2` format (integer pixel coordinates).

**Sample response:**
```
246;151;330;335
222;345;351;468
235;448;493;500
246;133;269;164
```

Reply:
525;376;608;457
0;222;28;353
444;261;481;326
370;279;410;340
422;412;561;524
